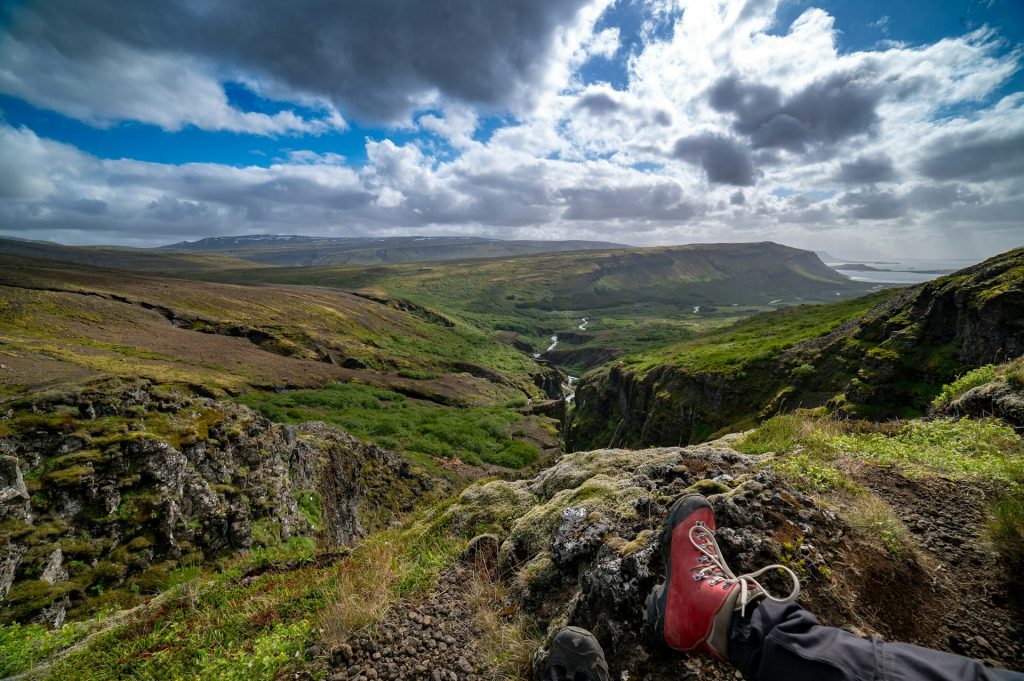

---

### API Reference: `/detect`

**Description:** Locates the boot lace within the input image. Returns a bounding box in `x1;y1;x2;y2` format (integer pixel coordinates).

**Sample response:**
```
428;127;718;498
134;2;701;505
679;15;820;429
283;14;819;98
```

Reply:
689;521;801;615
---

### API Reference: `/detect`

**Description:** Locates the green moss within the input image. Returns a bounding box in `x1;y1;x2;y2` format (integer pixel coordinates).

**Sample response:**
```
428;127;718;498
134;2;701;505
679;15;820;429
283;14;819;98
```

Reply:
687;479;731;496
866;346;901;362
42;464;95;487
126;535;155;551
251;519;283;547
0;580;63;624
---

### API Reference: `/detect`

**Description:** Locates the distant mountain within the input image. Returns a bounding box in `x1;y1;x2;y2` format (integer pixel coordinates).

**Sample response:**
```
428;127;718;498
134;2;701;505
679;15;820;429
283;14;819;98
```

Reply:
0;236;257;272
815;250;841;262
204;241;871;313
160;234;629;266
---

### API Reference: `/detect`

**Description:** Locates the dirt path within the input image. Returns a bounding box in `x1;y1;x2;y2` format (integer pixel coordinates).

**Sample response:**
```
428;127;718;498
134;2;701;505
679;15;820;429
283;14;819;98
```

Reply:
850;463;1024;668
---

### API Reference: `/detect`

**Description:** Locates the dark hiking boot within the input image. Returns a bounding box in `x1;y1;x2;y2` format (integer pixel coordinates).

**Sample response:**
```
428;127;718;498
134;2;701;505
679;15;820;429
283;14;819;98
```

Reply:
542;626;611;681
644;493;800;660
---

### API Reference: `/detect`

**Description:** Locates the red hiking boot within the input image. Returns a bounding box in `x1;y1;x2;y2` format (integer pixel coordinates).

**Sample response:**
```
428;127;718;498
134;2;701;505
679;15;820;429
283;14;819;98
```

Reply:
644;494;800;660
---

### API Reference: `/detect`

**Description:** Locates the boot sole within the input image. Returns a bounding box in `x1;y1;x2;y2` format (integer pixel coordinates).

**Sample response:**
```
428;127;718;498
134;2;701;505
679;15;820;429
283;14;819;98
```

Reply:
644;493;713;647
546;626;610;681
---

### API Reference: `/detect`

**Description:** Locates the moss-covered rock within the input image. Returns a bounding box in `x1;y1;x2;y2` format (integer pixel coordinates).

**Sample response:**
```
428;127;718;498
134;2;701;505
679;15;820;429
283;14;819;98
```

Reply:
0;381;438;626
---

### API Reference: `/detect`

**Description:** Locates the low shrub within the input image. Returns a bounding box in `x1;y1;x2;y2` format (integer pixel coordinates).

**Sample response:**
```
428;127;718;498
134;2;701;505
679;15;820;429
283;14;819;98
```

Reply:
931;364;996;409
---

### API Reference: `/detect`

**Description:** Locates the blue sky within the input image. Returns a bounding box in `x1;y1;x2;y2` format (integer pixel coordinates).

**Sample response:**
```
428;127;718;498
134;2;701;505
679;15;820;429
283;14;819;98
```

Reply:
0;0;1021;257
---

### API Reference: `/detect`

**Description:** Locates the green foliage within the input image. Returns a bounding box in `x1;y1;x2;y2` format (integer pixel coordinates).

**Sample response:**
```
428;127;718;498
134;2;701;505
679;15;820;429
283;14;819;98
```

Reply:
768;451;856;494
791;363;816;378
295;490;323;530
0;620;99;676
843;495;916;560
237;383;539;468
824;418;1024;490
932;364;997;409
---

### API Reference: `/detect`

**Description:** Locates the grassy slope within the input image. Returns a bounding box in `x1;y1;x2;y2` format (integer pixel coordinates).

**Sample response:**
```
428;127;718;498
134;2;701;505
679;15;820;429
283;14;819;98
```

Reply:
0;256;542;403
194;242;876;372
626;291;896;374
161;235;627;266
566;291;898;449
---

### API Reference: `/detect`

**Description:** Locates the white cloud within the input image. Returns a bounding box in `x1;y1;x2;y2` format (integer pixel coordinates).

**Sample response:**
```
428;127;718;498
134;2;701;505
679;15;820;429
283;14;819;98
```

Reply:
1;0;1022;260
587;27;621;59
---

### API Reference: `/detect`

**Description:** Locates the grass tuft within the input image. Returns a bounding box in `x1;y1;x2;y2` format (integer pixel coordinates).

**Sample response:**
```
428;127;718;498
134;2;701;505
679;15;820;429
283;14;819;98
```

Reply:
842;495;917;560
465;557;540;680
986;495;1024;572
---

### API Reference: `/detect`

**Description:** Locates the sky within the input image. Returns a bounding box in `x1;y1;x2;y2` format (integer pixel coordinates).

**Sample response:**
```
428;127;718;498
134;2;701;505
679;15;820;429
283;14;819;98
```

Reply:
0;0;1022;259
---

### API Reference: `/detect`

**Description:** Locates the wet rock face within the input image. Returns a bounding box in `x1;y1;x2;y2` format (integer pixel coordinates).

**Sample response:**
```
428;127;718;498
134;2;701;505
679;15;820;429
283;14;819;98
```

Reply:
0;381;431;626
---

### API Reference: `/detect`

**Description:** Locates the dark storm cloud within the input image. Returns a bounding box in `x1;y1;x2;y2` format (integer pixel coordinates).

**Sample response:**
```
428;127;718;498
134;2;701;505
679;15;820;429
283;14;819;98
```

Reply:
574;92;623;115
916;128;1024;182
838;190;907;220
68;198;108;215
2;0;593;123
904;184;981;210
672;133;756;186
834;154;897;183
561;182;696;220
147;196;210;222
708;71;884;153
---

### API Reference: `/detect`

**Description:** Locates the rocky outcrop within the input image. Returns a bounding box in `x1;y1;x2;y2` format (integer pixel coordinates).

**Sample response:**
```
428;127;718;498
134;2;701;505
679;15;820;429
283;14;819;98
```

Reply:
411;443;1023;680
566;364;757;451
569;247;1024;450
0;381;434;626
939;380;1024;429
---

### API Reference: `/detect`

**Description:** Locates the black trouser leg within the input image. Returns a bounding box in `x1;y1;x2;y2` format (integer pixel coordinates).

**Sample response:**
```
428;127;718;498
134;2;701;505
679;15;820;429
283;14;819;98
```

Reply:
728;601;1024;681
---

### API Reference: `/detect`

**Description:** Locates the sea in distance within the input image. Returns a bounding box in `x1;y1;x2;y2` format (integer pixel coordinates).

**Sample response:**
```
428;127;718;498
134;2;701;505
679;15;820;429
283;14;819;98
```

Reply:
827;258;981;284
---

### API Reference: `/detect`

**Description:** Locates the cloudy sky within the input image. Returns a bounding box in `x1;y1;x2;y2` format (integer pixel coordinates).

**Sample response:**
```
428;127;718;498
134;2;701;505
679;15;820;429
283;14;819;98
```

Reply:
1;0;1022;258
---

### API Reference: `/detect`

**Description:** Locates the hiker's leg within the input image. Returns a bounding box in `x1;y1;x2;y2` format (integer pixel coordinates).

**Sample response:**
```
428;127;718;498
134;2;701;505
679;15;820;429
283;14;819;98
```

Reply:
729;600;1024;681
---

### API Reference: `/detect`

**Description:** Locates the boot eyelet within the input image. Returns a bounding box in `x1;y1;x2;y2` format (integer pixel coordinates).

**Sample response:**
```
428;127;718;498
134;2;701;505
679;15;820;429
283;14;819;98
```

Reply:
693;573;703;581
